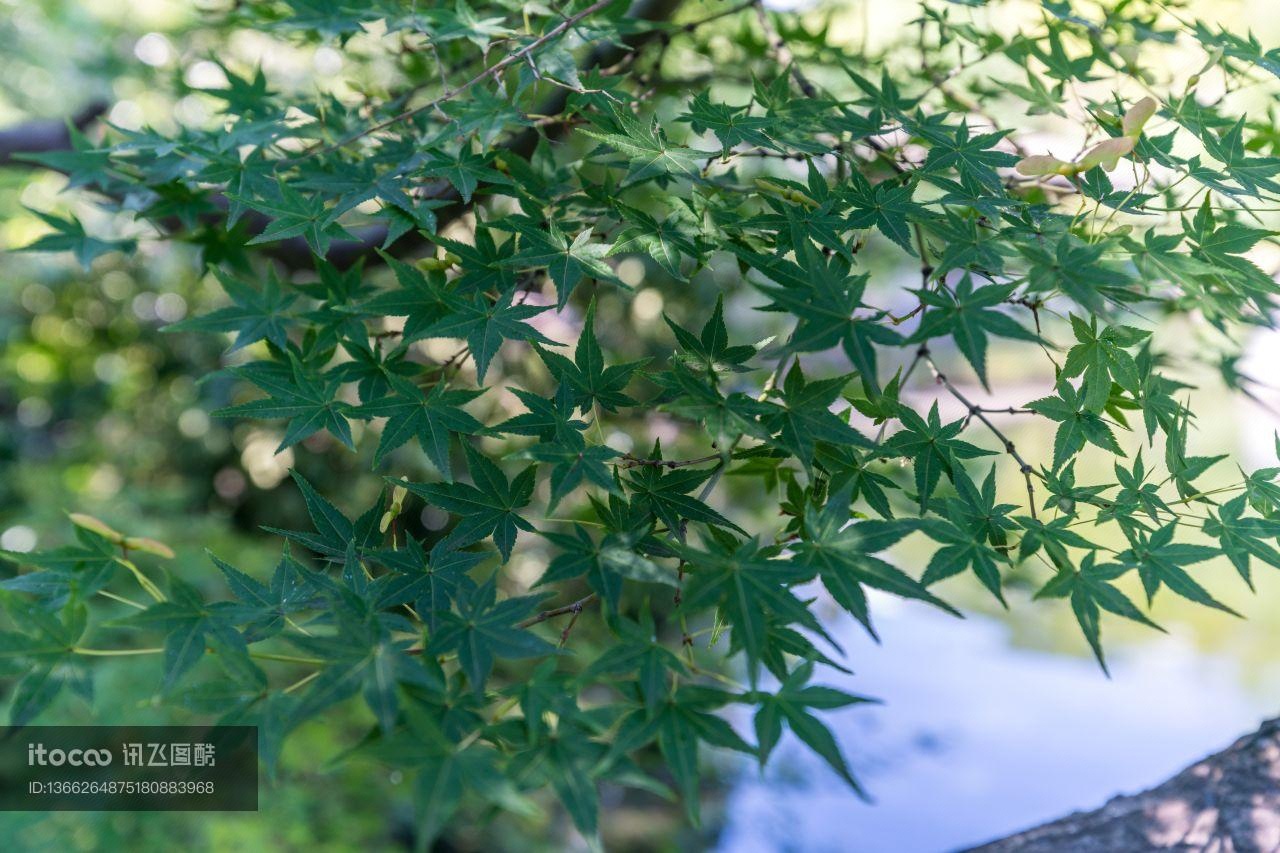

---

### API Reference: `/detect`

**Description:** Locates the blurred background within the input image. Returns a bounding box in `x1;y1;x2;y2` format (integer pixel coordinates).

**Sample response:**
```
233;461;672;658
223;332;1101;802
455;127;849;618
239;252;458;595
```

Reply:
5;0;1280;850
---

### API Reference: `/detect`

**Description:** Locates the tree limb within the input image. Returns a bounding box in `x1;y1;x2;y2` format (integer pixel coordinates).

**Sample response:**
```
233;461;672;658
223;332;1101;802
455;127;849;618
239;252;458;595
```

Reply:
0;100;108;167
967;717;1280;852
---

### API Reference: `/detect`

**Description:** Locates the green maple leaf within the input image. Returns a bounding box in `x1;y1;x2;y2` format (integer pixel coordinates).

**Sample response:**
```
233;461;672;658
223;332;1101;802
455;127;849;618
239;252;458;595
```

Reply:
677;537;827;681
240;182;348;255
359;256;454;341
519;442;621;512
665;295;757;378
1203;494;1280;589
678;90;777;153
1035;552;1162;674
918;120;1017;191
418;288;556;382
167;266;297;352
580;105;716;184
16;125;115;190
748;660;873;793
879;402;996;508
399;445;536;560
1116;523;1234;614
417;146;505;203
216;356;356;451
211;545;322;642
508;222;622;308
1027;381;1125;470
1015;515;1098;570
611;686;752;824
538;525;671;610
489;385;589;443
608;202;697;281
535;299;647;412
435;225;518;294
739;228;900;393
1060;315;1149;413
1020;234;1134;314
909;276;1038;388
793;492;957;638
357;376;485;478
919;468;1018;604
841;170;926;253
123;576;262;689
265;471;384;563
761;364;869;471
428;577;556;694
1;525;121;607
18;208;135;270
624;441;744;535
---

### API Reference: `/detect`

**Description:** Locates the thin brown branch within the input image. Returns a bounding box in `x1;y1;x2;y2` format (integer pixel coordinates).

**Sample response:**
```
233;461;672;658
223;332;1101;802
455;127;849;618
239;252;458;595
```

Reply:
754;4;817;99
922;348;1041;519
518;593;598;629
620;451;722;470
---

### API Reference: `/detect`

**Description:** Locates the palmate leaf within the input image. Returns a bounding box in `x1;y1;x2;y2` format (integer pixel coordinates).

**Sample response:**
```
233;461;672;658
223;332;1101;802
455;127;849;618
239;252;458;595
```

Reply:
610;685;753;825
665;295;758;377
210;545;322;642
507;221;623;308
428;576;556;694
538;525;672;611
1203;495;1280;590
238;182;350;255
1116;524;1235;615
793;492;957;639
678;90;778;154
623;441;744;535
580;103;717;185
356;376;484;478
121;576;263;689
1060;315;1149;413
738;227;900;393
417;288;556;382
166;266;297;352
760;364;870;472
399;445;536;561
265;471;383;561
18;208;135;269
879;402;996;508
1035;553;1163;675
909;276;1039;388
746;659;874;793
841;169;927;253
216;356;356;452
1026;381;1125;471
534;299;647;412
677;536;830;683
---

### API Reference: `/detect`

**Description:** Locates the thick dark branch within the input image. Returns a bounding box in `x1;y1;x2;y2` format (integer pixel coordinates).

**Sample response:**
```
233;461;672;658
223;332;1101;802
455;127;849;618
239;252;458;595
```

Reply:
0;101;107;167
968;717;1280;852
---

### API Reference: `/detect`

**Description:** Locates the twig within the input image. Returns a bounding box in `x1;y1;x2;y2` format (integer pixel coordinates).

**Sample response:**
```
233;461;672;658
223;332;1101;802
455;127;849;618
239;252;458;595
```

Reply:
518;593;598;629
754;4;817;99
921;348;1041;519
620;451;722;470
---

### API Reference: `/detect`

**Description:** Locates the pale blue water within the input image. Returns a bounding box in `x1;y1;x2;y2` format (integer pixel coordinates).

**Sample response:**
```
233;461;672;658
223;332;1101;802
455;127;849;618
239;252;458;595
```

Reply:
718;593;1276;853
